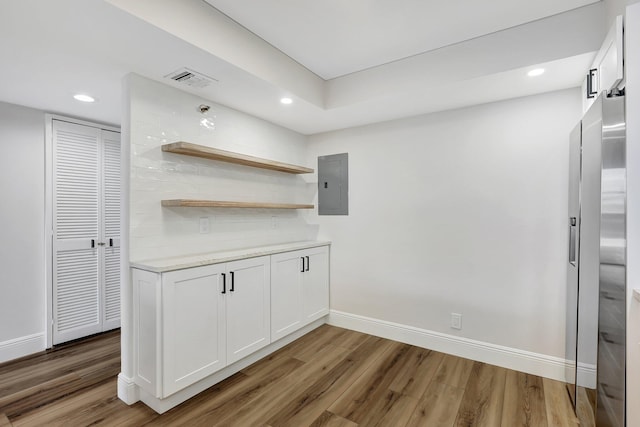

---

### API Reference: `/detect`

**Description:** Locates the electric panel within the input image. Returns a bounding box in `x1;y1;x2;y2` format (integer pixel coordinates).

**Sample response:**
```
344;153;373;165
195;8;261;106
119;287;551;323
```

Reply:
318;153;348;215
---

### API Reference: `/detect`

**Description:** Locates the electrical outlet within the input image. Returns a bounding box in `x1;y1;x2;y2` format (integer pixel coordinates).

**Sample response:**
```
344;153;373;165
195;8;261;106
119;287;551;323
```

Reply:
451;313;462;330
199;217;210;234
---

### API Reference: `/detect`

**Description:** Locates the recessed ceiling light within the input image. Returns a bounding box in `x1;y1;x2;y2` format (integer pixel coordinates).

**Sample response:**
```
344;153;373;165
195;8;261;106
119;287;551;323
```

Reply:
280;97;293;105
73;94;95;103
527;68;545;77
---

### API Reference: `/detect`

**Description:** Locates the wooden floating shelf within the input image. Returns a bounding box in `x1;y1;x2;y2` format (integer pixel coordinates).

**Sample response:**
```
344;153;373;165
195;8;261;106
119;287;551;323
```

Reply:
162;142;314;174
162;199;315;209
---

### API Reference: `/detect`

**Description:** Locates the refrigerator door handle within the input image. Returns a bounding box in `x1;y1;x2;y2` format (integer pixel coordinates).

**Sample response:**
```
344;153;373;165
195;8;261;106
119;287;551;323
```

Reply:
569;217;577;266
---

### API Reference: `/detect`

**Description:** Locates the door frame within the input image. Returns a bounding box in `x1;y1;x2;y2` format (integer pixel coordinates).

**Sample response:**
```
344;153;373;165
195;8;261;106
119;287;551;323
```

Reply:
44;114;120;349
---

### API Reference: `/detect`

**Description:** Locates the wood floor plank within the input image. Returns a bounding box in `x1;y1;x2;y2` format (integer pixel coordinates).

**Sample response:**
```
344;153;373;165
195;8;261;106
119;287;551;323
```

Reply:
263;337;396;427
328;328;370;351
388;347;445;398
0;333;120;399
357;389;419;427
0;413;12;427
144;355;304;426
433;353;475;389
0;331;119;376
407;380;466;426
187;340;357;426
542;378;579;427
501;369;548;427
309;411;358;427
11;380;116;426
16;379;158;427
293;327;349;363
576;386;596;427
248;324;344;366
1;357;120;419
0;373;80;415
328;342;415;424
454;362;507;427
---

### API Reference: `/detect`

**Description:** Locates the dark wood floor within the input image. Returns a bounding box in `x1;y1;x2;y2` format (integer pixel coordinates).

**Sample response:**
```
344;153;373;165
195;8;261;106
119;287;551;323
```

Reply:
0;325;578;426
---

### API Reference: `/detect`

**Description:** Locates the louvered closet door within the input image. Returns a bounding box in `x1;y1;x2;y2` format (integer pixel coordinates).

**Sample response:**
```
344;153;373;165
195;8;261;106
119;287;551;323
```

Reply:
52;121;121;345
53;121;102;344
102;130;121;331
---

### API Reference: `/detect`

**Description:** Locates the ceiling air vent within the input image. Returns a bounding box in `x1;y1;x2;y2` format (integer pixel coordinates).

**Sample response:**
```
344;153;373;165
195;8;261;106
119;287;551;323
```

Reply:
165;67;218;88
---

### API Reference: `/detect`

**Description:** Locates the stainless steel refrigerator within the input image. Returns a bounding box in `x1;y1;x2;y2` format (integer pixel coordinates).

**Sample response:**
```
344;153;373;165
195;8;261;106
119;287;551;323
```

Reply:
566;91;626;427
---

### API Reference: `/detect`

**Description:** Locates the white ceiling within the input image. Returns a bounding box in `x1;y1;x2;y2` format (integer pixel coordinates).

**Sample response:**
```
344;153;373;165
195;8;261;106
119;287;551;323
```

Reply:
0;0;605;135
204;0;599;79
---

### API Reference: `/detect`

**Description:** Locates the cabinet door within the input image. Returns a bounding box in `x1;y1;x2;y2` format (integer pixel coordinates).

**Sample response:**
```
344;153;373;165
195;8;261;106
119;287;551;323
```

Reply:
270;251;304;341
302;246;330;323
226;256;271;365
162;264;226;397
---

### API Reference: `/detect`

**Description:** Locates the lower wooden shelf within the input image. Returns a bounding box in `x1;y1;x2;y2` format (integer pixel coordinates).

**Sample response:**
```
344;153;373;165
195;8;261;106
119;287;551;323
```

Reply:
161;199;314;209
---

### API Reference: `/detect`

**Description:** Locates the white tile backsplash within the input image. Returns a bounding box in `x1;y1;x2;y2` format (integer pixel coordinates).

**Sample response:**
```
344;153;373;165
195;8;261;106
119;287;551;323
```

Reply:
128;75;316;260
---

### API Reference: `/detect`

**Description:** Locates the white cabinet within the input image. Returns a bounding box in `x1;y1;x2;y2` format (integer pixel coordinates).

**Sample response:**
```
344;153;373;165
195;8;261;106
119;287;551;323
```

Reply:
302;247;330;323
133;255;270;398
162;264;226;397
224;257;271;364
131;242;329;412
271;252;304;340
271;246;329;341
583;15;624;112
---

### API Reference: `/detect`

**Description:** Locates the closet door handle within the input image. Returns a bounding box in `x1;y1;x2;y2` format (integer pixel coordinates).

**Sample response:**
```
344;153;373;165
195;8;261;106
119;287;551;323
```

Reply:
569;217;577;266
230;271;235;292
221;273;226;294
91;239;95;248
305;256;310;272
109;238;113;247
301;257;305;273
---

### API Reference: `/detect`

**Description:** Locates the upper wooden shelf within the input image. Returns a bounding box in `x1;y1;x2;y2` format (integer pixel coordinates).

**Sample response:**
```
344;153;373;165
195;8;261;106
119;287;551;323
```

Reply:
162;142;314;174
162;199;314;209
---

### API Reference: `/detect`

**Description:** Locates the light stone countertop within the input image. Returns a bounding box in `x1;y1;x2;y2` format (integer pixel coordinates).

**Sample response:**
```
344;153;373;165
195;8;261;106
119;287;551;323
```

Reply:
130;240;331;273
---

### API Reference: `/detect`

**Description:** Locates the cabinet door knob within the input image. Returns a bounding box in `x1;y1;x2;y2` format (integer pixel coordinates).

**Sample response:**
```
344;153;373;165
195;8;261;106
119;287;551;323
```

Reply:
301;257;305;273
230;271;235;292
305;256;310;272
221;273;226;294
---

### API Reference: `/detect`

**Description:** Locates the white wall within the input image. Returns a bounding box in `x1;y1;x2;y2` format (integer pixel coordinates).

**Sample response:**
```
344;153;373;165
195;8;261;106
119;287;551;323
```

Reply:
625;3;640;426
0;101;46;362
605;0;640;25
308;89;581;367
127;74;315;262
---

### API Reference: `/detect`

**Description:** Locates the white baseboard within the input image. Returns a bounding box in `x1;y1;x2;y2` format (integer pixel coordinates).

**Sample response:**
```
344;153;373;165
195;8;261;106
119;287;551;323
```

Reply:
328;310;568;382
0;332;46;364
118;373;140;405
577;362;597;389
